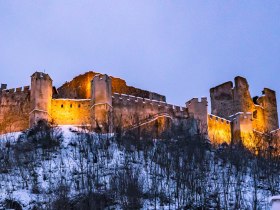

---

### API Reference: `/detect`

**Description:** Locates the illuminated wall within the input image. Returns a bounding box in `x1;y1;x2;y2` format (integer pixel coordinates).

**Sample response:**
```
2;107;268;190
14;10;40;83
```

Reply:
51;99;91;125
0;87;30;134
208;114;232;145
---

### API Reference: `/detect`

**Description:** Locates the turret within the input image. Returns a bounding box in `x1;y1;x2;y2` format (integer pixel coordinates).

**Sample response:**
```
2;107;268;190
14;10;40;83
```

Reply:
90;74;112;132
29;72;53;126
186;97;208;136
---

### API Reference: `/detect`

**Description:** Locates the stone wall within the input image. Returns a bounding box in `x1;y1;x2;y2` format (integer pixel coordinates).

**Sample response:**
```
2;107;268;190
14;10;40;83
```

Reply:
208;114;232;145
231;112;254;147
0;87;31;133
56;71;166;102
51;99;91;125
112;93;189;129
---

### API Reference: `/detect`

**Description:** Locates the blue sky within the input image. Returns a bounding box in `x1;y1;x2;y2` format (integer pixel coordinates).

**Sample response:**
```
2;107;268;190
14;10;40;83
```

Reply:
0;1;280;113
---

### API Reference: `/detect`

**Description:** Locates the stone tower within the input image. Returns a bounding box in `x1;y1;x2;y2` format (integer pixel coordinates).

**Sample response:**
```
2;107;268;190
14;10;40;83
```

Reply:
186;97;208;136
90;74;112;132
210;76;254;119
29;72;53;126
257;88;279;131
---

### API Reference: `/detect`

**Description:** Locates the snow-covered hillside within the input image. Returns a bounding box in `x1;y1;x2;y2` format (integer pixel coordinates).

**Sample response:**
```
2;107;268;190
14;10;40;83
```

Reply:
0;125;278;209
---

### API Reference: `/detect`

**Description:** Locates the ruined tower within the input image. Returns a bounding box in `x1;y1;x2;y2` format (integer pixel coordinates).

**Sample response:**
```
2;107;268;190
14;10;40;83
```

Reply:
90;74;112;132
210;76;255;119
29;72;53;126
257;88;279;131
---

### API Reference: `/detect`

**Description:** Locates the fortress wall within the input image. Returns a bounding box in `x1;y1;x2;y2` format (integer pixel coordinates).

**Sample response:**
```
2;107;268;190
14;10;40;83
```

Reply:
251;105;266;132
51;99;91;125
112;93;188;128
0;87;31;133
208;114;232;145
231;112;255;147
57;71;166;101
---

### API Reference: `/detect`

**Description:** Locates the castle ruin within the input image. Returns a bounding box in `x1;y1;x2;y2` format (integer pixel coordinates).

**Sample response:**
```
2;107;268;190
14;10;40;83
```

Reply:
0;71;279;149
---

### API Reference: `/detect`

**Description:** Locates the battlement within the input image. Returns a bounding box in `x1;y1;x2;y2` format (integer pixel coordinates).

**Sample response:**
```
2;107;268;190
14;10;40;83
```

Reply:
112;93;187;113
208;114;231;124
186;97;208;106
229;112;252;119
208;114;232;144
1;86;30;94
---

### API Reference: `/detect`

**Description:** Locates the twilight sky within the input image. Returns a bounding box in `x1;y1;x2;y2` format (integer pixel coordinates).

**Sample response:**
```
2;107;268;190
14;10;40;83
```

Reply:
0;1;280;113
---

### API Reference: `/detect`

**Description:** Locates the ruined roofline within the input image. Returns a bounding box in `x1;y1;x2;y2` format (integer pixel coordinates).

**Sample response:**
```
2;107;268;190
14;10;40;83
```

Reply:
210;76;248;92
262;87;276;95
210;81;233;92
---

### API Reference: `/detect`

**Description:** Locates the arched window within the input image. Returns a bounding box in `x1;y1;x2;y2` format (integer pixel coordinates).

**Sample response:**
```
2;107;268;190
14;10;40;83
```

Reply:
61;104;63;108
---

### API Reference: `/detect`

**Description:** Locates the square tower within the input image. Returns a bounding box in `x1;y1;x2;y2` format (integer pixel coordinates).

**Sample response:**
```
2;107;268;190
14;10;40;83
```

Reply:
29;72;53;126
91;74;112;132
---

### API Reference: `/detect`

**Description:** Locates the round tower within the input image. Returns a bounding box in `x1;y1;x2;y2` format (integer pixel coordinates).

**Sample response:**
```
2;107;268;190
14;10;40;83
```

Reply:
29;72;53;126
90;74;112;132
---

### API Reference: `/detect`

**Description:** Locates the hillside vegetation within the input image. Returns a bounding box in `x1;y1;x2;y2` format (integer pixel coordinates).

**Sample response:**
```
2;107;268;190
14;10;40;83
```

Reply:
0;121;279;209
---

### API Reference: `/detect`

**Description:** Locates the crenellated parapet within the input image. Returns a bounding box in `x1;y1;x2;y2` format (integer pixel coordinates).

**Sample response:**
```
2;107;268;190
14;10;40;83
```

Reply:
112;92;188;124
208;114;232;145
0;84;31;133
